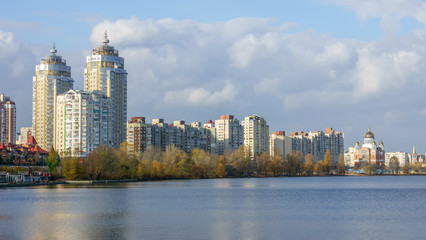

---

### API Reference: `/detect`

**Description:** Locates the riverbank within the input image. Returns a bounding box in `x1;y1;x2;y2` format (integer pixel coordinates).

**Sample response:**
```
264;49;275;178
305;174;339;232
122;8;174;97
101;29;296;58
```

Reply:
0;179;139;188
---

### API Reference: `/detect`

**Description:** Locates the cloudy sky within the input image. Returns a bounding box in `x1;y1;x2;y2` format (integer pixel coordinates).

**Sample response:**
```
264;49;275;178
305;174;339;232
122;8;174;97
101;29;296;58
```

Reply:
1;0;426;153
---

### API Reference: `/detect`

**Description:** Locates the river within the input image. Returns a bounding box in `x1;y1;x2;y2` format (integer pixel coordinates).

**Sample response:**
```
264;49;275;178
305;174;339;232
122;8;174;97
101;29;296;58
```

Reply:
1;176;426;240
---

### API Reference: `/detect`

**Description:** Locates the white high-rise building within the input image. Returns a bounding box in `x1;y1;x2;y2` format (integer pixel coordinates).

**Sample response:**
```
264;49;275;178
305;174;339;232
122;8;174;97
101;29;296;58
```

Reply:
242;114;269;159
270;131;291;158
32;44;73;150
55;90;111;157
215;115;243;155
84;32;127;148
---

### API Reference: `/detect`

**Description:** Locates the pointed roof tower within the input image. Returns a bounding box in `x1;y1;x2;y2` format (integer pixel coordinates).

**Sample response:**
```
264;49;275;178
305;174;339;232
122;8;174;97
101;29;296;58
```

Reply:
413;145;417;155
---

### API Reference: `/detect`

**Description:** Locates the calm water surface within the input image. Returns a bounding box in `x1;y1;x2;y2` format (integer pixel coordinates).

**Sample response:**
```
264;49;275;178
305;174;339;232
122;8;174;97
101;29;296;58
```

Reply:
1;176;426;240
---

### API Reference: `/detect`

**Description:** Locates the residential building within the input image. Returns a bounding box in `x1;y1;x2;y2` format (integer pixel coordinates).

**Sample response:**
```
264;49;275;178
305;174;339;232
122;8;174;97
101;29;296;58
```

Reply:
215;115;243;155
32;44;74;150
16;127;32;145
204;120;216;154
55;90;111;157
242;115;269;159
385;152;409;167
127;117;152;155
84;31;127;148
269;131;291;158
0;94;16;144
289;128;344;162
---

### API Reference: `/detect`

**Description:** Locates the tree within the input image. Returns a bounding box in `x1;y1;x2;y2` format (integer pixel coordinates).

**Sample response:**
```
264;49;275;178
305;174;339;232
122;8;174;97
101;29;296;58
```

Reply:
412;162;422;173
61;157;83;180
363;162;376;175
389;156;400;175
46;147;60;174
402;164;410;175
271;149;284;177
337;154;346;175
304;154;315;176
314;160;325;175
216;155;226;178
284;152;302;176
323;149;334;175
86;146;119;180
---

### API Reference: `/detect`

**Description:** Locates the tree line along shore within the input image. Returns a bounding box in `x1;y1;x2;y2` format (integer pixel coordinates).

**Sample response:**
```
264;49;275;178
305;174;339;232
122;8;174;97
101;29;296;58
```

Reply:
2;145;419;182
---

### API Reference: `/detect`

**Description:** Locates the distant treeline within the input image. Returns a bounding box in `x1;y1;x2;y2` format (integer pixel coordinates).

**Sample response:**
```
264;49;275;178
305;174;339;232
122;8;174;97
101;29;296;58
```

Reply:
46;145;347;180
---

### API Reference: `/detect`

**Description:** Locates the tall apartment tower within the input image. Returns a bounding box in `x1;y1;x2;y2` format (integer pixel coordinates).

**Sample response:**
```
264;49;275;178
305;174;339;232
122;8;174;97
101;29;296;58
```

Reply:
0;94;16;144
84;31;127;148
215;115;243;155
32;44;74;150
55;90;111;157
242;115;269;159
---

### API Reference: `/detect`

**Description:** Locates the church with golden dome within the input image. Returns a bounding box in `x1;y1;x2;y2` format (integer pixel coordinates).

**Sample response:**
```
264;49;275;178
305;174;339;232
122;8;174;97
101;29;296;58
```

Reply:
353;128;385;168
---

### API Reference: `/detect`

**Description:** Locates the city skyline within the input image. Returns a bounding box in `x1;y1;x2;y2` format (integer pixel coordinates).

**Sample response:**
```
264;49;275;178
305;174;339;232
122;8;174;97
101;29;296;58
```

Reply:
1;1;426;153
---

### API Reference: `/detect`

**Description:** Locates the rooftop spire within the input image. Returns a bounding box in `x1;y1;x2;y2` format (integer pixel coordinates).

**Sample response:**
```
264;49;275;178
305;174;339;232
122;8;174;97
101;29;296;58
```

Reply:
102;30;109;45
50;42;57;55
413;145;417;155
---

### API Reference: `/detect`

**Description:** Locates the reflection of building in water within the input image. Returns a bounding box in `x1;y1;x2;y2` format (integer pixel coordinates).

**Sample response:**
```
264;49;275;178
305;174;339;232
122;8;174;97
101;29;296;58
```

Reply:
351;128;385;168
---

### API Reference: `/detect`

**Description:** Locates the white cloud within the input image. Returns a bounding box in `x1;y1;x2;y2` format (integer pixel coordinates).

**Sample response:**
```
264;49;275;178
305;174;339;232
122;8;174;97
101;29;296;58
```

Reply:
164;82;237;106
0;30;37;129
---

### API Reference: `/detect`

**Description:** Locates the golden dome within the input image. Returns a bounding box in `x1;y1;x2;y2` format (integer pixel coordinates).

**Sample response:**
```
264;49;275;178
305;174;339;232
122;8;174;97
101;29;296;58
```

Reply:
364;128;374;139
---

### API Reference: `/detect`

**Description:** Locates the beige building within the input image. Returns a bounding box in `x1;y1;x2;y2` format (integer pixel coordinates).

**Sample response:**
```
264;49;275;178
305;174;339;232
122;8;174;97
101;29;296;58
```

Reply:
242;115;269;159
127;117;152;155
84;32;127;148
269;131;291;158
0;94;16;144
17;127;32;145
32;44;74;150
215;115;243;155
55;90;111;157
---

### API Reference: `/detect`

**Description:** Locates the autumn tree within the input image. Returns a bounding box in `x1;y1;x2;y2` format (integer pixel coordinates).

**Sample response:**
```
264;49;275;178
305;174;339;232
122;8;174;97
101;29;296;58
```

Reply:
271;149;284;176
304;154;315;176
337;153;346;175
86;146;119;180
389;156;400;175
61;157;83;180
216;155;226;178
323;149;334;175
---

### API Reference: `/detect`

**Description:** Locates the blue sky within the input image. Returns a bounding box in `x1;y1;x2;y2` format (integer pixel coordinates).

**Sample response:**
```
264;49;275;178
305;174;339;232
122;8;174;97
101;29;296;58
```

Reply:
1;0;426;153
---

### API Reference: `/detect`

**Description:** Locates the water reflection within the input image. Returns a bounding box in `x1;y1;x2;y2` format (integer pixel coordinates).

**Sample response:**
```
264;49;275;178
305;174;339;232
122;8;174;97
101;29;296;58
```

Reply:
2;176;426;239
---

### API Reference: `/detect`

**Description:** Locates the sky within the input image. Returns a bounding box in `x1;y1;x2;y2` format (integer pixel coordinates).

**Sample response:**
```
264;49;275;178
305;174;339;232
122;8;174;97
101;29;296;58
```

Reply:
1;0;426;153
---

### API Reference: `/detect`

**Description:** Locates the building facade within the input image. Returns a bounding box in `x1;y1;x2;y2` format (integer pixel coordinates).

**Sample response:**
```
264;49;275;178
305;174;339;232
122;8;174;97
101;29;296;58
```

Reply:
385;152;409;167
55;90;111;157
32;44;74;150
269;131;292;158
242;115;269;159
16;127;32;145
215;115;243;155
84;32;127;148
289;128;344;162
127;117;152;155
0;94;16;144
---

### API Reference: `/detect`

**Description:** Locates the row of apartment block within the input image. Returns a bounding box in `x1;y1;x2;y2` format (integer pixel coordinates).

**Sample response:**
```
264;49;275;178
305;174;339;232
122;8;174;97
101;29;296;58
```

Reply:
128;114;344;160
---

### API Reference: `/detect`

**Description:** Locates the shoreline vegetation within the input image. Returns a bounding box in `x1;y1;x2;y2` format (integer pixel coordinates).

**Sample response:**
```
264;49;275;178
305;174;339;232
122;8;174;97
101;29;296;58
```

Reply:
2;145;423;188
40;145;424;181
